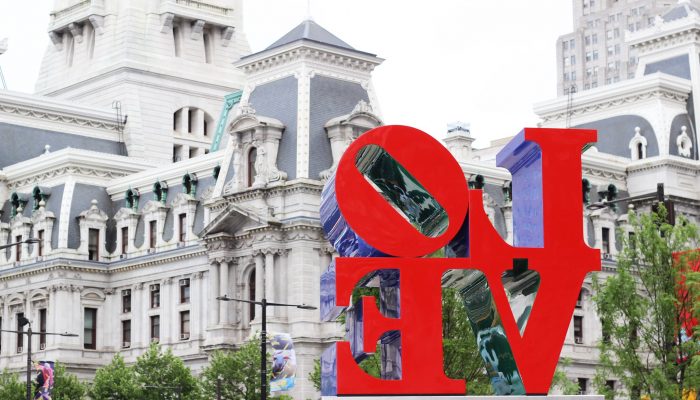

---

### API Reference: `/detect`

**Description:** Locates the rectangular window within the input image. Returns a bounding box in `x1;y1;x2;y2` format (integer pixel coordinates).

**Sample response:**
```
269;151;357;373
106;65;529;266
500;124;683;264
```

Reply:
574;315;584;344
602;227;610;254
571;55;576;65
151;284;160;308
564;57;571;67
88;228;99;261
576;290;583;308
180;279;190;303
586;68;593;78
122;320;131;348
614;28;620;38
84;308;97;350
122;289;131;313
121;227;128;254
578;378;588;394
585;35;591;46
571;71;576;80
614;44;620;54
15;235;21;261
606;30;613;40
562;41;569;51
39;309;46;349
570;39;575;49
593;50;598;60
179;214;187;242
563;72;569;81
37;230;44;257
150;315;160;342
628;23;635;32
180;311;190;339
187;109;194;133
586;51;592;62
592;33;597;44
648;17;655;26
592;81;598;88
16;312;24;352
149;220;157;249
607;45;614;56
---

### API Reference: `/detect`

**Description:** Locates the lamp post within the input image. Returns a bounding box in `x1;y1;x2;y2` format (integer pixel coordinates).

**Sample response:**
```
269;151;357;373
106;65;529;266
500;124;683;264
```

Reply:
0;317;78;400
216;295;316;400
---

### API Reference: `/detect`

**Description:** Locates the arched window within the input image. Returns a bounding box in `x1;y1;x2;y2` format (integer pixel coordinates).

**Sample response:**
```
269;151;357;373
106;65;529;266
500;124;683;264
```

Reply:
248;270;256;321
172;107;215;137
213;165;221;180
248;147;257;187
32;187;42;210
628;127;647;160
125;188;140;210
637;143;643;160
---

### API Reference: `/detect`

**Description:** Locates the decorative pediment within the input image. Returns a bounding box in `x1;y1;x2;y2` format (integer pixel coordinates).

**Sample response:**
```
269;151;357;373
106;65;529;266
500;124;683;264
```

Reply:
81;288;106;301
199;203;280;237
31;201;55;224
114;207;141;221
170;192;197;208
142;199;169;215
78;199;108;223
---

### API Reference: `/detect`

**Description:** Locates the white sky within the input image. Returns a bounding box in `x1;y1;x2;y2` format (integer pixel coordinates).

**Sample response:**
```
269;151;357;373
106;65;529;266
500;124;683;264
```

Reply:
0;0;573;147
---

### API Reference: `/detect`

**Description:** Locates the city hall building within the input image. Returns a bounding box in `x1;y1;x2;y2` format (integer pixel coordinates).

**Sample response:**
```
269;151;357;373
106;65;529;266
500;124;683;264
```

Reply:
0;0;698;397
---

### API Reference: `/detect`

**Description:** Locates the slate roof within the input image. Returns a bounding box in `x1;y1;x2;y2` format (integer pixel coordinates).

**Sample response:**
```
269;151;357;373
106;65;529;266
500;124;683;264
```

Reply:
241;19;376;59
266;19;355;51
662;1;700;22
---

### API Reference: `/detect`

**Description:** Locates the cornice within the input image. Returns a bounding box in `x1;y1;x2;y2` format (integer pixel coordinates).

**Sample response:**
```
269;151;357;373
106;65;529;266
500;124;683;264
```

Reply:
626;155;700;175
5;148;155;190
235;42;383;78
534;73;692;123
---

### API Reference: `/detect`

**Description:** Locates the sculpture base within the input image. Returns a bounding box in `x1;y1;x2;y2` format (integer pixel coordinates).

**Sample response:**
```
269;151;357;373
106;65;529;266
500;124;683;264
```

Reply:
322;396;603;399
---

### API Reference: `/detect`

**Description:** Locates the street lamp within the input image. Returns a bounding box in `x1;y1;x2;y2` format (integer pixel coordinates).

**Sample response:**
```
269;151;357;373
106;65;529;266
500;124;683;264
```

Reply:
0;237;40;251
0;318;78;400
216;295;317;400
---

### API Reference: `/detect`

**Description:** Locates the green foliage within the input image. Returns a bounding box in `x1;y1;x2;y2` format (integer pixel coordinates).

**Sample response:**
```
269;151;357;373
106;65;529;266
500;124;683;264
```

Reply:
0;370;25;400
549;359;582;395
134;342;200;400
200;338;268;400
441;287;492;395
89;354;142;400
308;359;321;392
51;362;87;400
593;206;700;400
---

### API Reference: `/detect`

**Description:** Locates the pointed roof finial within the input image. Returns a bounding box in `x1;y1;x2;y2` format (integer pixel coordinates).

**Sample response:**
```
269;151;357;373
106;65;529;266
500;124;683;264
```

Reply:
306;0;314;21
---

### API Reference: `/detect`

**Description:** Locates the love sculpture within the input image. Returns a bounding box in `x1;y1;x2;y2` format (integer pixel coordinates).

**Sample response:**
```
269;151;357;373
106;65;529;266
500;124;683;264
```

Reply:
319;126;601;396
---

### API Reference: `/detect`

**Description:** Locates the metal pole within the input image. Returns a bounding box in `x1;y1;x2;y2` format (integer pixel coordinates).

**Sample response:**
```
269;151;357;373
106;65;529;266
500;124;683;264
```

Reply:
260;298;267;400
26;326;32;400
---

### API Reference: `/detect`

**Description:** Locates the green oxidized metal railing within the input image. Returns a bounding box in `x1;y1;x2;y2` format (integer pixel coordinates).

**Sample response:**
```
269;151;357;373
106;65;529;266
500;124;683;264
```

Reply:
210;90;242;152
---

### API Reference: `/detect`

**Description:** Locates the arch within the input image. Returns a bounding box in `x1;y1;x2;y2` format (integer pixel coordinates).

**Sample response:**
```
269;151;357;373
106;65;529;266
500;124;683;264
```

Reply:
247;147;257;187
7;294;25;305
81;288;106;301
173;107;215;136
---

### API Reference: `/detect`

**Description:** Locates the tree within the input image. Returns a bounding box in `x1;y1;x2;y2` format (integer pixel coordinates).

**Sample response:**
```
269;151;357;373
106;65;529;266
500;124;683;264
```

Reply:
0;370;24;400
134;342;200;400
89;354;142;400
200;338;266;400
51;362;87;400
593;207;700;399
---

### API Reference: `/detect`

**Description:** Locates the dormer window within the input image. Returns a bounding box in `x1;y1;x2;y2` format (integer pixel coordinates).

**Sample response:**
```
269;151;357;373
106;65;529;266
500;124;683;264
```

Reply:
31;187;50;211
182;173;197;196
628;126;647;160
153;181;168;204
125;188;140;210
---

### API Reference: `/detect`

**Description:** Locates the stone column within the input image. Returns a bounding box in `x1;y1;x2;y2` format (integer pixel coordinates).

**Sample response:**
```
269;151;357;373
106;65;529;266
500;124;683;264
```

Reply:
502;202;513;245
193;109;204;136
177;107;189;134
208;262;219;327
219;260;229;325
190;272;201;340
265;252;274;317
278;251;288;319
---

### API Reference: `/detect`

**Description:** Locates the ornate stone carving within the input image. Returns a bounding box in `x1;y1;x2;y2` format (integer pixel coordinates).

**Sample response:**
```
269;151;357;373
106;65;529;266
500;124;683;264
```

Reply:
677;125;693;158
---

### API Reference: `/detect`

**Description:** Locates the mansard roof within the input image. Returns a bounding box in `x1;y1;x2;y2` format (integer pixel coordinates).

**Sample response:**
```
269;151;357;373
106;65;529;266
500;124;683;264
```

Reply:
266;19;355;52
662;0;700;22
